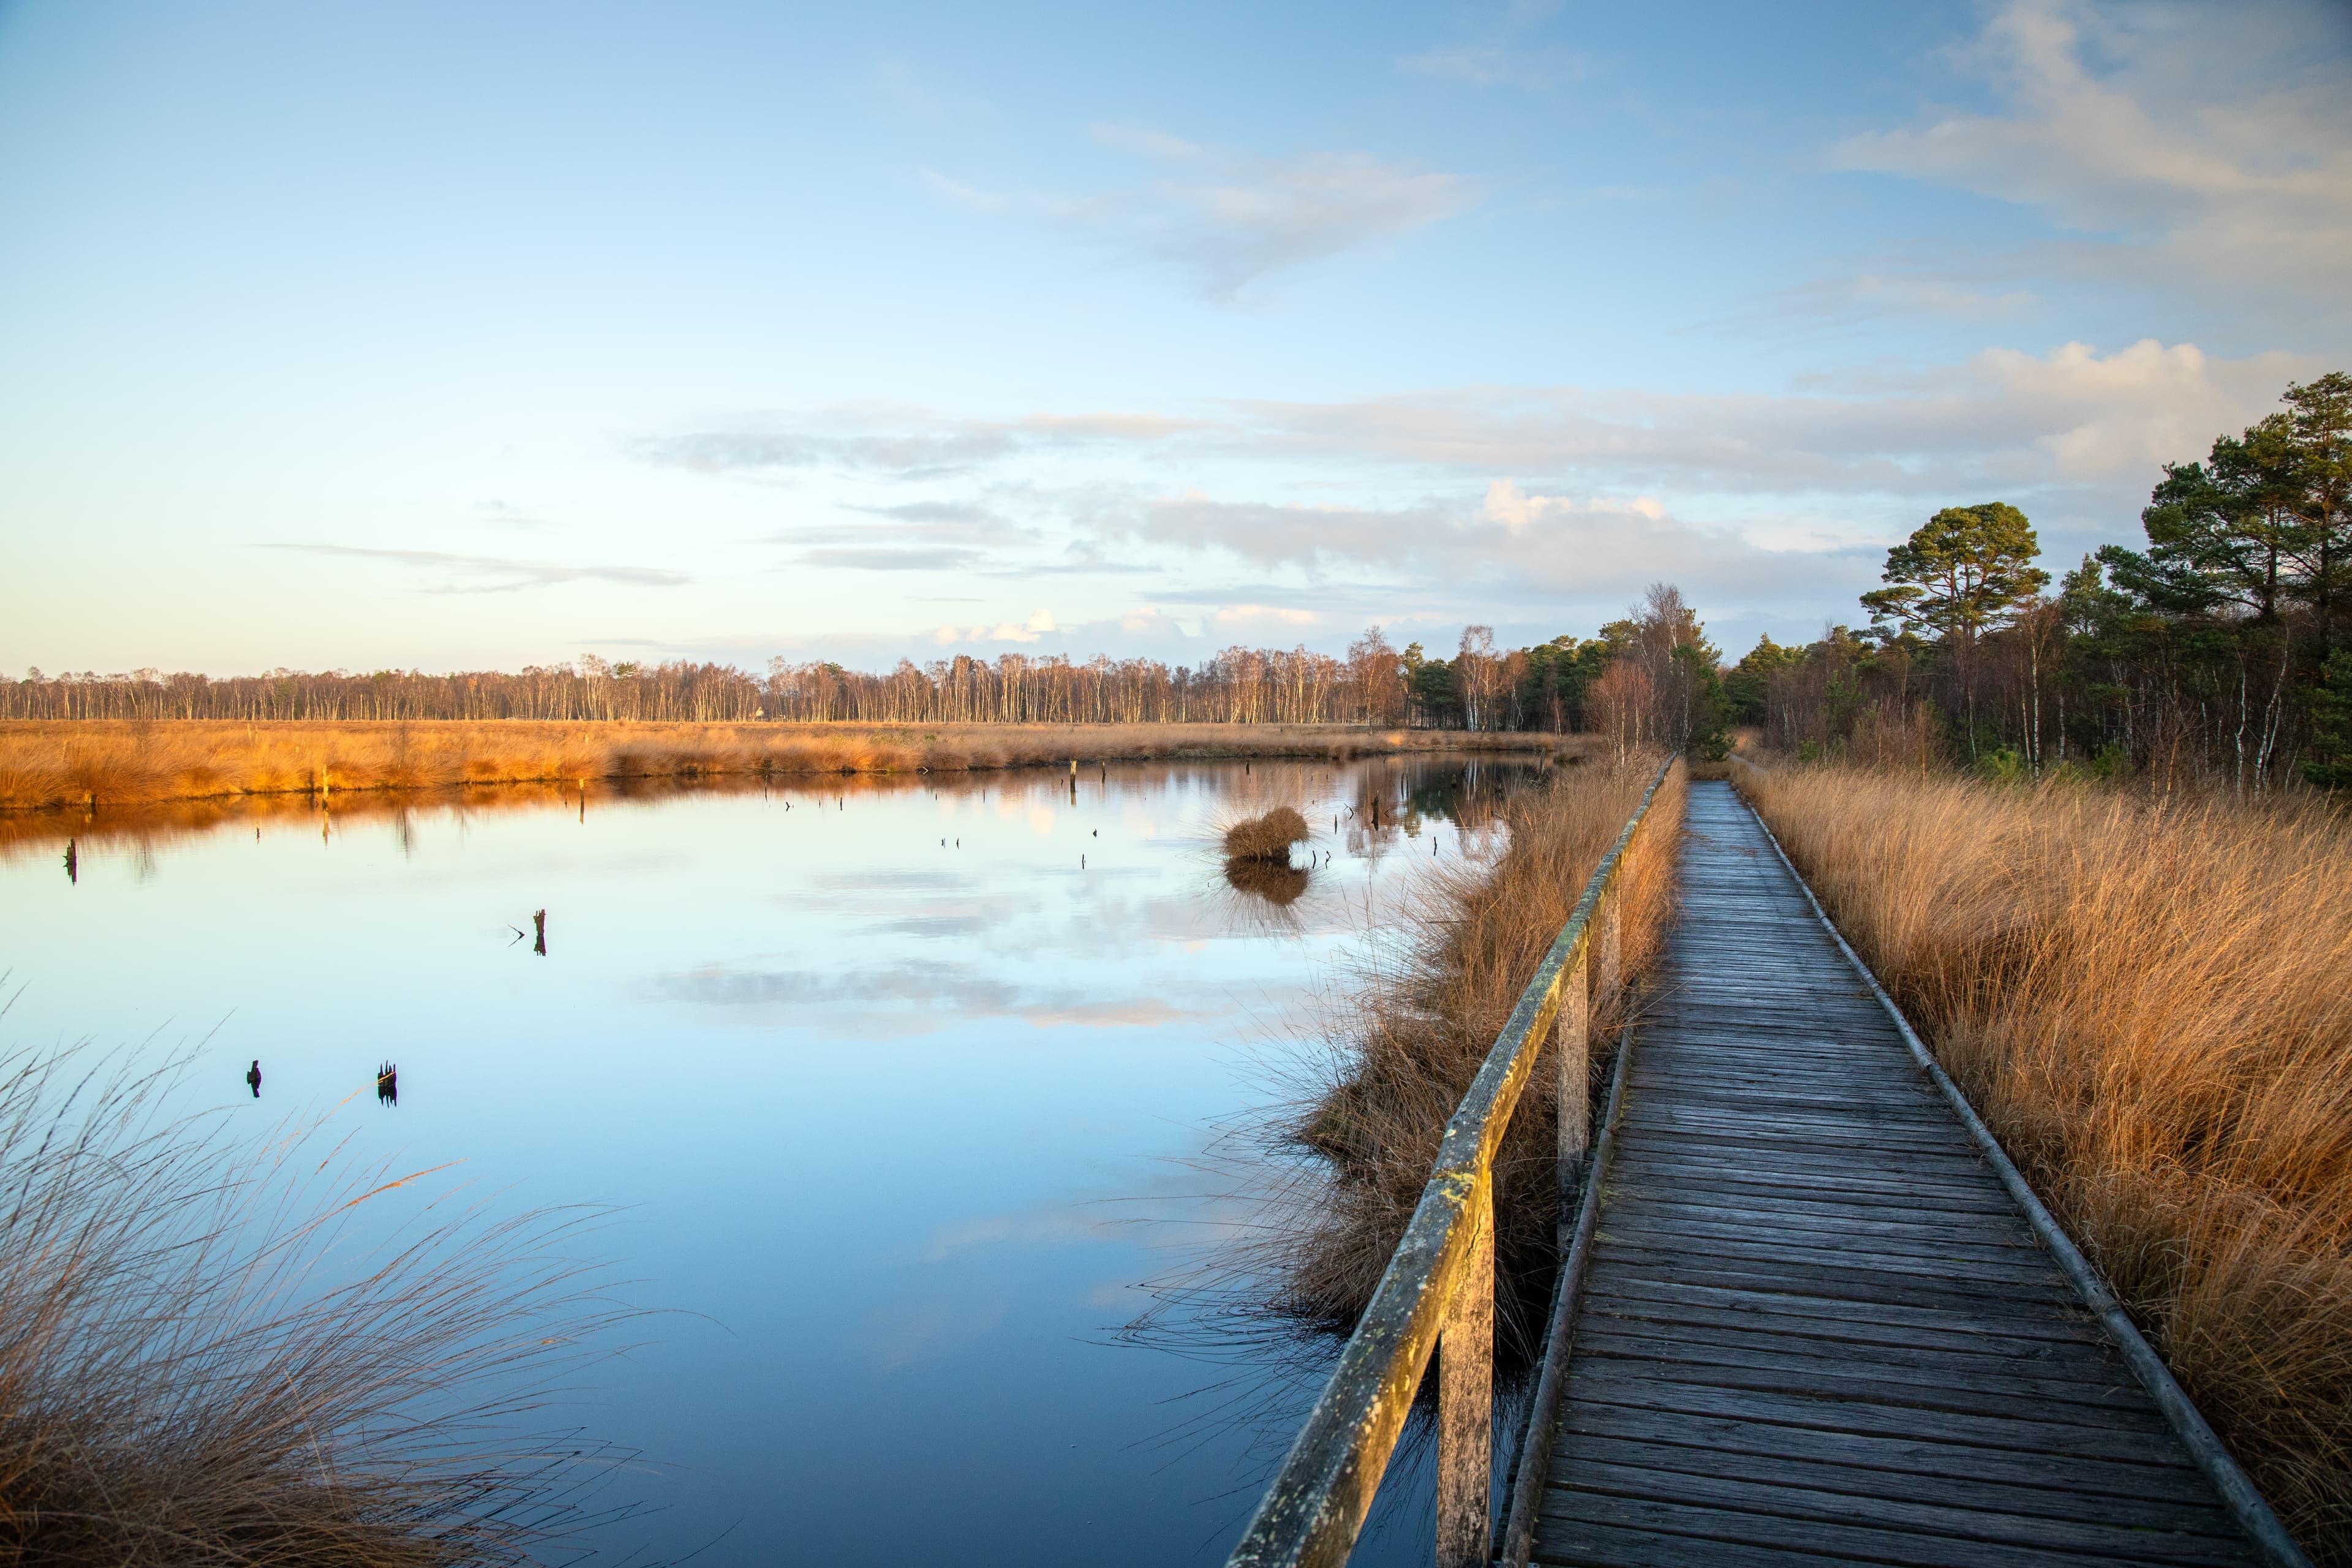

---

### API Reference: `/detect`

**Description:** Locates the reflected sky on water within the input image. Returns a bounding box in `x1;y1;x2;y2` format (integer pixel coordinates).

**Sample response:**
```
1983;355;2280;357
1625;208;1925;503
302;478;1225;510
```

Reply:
0;755;1543;1566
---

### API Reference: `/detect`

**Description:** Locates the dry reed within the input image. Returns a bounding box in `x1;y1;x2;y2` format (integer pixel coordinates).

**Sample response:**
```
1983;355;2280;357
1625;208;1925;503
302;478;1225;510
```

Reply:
1274;755;1684;1349
0;721;1579;814
1224;807;1312;863
1740;764;2352;1561
0;1040;628;1566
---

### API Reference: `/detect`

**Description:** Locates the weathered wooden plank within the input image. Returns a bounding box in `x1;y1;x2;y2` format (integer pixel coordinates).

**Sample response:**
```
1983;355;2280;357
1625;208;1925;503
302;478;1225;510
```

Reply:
1604;1173;2021;1221
1606;1193;2036;1242
1586;1250;2082;1312
1577;1303;2128;1377
1584;1275;2106;1345
1552;1423;2242;1532
1602;1211;2047;1267
1556;1400;2217;1506
1539;1464;2256;1566
1560;1371;2200;1464
1574;1326;2151;1407
1571;1344;2171;1432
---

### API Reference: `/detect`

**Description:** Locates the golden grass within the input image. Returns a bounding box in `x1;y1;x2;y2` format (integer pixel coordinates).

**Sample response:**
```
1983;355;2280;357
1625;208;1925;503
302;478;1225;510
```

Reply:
0;1042;625;1564
0;720;1579;814
1271;755;1685;1349
1223;806;1312;862
1740;764;2352;1559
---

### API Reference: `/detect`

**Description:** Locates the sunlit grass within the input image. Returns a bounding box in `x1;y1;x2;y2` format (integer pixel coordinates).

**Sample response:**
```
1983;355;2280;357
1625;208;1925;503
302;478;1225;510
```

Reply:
1740;763;2352;1558
0;1038;630;1565
0;720;1581;813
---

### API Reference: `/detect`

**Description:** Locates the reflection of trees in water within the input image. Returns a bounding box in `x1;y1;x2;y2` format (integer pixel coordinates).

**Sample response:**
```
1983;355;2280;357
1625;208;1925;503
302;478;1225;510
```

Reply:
1339;756;1545;860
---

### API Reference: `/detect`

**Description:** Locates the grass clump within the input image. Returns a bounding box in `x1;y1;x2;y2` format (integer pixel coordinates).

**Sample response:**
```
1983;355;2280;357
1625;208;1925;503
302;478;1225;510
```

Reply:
0;1041;627;1566
1740;763;2352;1561
1223;807;1311;863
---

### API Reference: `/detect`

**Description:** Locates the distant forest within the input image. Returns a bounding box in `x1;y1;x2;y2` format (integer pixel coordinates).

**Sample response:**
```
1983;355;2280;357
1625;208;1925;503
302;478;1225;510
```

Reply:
12;372;2346;793
0;608;1703;742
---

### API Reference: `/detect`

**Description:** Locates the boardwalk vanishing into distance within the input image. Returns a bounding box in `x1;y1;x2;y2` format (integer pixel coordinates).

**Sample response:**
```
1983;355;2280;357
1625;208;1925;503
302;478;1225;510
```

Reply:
1229;774;2309;1568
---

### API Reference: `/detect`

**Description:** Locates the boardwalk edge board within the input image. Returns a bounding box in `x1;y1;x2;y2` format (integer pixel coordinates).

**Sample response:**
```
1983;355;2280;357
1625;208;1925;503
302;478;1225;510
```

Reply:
1496;1009;1638;1568
1740;793;2313;1568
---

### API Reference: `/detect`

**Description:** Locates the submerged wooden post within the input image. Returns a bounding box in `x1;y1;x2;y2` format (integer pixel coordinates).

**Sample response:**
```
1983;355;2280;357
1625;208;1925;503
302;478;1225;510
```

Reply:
1436;1169;1493;1568
1558;950;1590;1217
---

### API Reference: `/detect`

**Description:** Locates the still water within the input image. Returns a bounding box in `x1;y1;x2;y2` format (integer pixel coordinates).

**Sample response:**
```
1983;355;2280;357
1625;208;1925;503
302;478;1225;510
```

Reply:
0;755;1534;1565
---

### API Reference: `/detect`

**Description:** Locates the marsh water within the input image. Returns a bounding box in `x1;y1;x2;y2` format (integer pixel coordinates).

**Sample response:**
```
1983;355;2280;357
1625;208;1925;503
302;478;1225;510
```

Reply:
0;755;1537;1565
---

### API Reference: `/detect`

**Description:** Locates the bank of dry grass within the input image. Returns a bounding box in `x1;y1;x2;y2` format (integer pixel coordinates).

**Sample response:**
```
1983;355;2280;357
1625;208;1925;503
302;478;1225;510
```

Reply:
0;720;1577;813
1274;755;1683;1345
0;1042;623;1566
1739;764;2352;1559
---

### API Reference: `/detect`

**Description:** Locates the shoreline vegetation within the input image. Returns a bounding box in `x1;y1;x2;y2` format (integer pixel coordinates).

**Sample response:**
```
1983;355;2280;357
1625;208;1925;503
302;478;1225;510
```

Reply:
1176;754;1683;1368
0;718;1583;816
1738;760;2352;1561
0;1043;624;1565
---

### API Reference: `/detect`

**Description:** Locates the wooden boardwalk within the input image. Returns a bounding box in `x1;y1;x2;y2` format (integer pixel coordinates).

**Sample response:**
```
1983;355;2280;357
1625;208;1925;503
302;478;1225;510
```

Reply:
1529;781;2264;1567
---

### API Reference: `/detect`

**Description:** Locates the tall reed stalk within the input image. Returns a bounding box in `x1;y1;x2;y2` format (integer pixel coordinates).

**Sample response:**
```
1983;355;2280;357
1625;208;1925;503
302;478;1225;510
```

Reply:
1740;764;2352;1561
0;1039;628;1566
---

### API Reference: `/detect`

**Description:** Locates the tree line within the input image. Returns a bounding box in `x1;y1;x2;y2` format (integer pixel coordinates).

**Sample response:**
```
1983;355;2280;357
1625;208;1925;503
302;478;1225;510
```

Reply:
1729;371;2351;792
3;617;1715;740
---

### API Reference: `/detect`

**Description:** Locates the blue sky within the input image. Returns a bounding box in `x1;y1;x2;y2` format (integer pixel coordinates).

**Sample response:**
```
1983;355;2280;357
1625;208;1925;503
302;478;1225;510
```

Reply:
2;0;2347;673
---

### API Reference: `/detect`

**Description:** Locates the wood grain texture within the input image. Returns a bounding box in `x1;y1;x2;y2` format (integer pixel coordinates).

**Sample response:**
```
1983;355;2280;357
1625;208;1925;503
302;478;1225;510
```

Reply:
1529;782;2266;1567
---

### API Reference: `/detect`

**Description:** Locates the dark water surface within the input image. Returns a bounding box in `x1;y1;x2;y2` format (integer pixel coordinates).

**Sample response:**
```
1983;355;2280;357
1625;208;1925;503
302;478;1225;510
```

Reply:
0;755;1536;1565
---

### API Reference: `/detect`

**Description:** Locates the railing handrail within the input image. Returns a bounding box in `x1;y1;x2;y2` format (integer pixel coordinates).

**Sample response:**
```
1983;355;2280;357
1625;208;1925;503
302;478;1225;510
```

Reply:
1227;754;1679;1568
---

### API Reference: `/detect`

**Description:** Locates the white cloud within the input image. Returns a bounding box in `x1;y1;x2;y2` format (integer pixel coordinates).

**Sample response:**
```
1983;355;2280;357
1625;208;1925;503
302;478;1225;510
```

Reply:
1400;43;1586;92
932;608;1060;646
1831;0;2352;306
260;544;688;595
1482;479;1662;530
646;406;1204;478
926;127;1477;299
1224;338;2316;494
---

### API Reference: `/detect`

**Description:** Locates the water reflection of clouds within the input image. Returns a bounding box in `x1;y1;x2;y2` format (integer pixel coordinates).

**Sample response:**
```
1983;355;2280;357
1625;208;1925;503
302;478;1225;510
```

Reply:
650;962;1233;1034
850;1291;1011;1373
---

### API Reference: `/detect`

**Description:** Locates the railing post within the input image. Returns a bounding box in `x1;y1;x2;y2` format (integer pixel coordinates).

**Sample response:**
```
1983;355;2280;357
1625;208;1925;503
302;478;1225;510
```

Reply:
1436;1169;1493;1568
1558;951;1589;1221
1598;884;1623;1013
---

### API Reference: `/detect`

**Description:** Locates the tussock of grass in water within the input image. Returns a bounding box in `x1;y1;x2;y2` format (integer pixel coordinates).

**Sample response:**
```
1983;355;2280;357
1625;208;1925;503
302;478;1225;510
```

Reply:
1271;755;1683;1350
1223;858;1311;907
0;1040;629;1566
0;720;1585;812
1223;807;1311;863
1740;764;2352;1561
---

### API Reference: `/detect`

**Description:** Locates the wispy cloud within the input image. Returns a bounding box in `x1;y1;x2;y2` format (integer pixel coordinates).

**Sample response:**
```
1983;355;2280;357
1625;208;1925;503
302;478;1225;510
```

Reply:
925;127;1477;299
646;339;2315;527
1400;43;1586;92
645;408;1204;478
261;544;688;594
1831;0;2352;309
796;546;986;571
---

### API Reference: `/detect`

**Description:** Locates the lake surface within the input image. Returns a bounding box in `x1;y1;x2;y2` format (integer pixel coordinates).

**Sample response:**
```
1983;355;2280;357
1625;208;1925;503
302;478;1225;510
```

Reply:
0;755;1534;1565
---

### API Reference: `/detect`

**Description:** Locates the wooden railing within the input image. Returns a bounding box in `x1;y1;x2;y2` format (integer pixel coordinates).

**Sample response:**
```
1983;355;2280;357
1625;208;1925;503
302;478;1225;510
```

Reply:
1226;755;1679;1568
